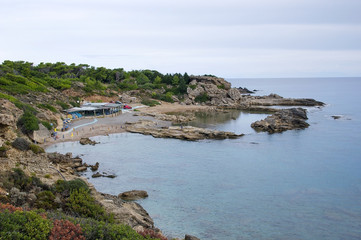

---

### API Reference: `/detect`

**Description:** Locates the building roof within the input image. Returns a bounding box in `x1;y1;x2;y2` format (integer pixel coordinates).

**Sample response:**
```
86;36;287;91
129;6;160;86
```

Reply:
66;102;122;113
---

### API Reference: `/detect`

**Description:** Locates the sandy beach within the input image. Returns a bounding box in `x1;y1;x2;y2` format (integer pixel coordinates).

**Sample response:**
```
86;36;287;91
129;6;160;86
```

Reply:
41;103;210;148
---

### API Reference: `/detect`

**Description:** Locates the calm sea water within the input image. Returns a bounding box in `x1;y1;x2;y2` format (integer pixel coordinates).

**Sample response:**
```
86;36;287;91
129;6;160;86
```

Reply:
46;78;361;240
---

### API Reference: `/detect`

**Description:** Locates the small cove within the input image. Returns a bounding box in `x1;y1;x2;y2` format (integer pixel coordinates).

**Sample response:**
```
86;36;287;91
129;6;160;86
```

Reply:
46;78;361;240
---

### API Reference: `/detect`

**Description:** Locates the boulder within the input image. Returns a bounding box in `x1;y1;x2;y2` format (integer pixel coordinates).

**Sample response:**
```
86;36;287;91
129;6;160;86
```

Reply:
79;137;98;145
228;88;242;101
12;138;31;151
90;162;99;171
251;108;310;133
185;235;201;240
0;114;15;127
30;124;51;143
118;190;149;201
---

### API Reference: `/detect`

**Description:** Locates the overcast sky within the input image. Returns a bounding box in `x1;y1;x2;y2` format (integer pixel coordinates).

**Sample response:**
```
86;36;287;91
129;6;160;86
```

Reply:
1;0;361;77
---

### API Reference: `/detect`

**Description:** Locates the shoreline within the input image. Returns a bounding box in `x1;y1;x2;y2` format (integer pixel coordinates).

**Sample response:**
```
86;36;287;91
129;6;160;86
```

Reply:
41;103;212;148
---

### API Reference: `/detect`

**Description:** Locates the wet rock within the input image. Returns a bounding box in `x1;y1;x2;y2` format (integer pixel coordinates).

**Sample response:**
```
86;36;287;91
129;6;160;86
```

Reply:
12;138;31;151
79;137;98;145
118;190;149;201
251;108;310;133
185;235;201;240
331;115;342;120
92;172;116;178
90;162;99;171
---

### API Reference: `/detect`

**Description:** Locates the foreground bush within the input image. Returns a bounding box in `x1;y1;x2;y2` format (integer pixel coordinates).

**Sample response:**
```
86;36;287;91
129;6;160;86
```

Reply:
66;188;114;223
0;210;52;240
49;219;85;240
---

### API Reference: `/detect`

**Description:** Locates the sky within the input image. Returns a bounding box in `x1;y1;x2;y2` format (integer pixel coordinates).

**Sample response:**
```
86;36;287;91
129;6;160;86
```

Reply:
1;0;361;78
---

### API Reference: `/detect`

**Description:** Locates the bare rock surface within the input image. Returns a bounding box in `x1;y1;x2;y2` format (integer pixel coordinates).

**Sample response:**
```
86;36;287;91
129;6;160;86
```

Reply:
126;120;243;141
95;192;155;231
251;108;310;133
79;137;98;145
119;190;149;201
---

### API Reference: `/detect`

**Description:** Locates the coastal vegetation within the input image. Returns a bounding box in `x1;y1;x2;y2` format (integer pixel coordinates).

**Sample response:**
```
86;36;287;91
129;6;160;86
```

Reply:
0;168;163;240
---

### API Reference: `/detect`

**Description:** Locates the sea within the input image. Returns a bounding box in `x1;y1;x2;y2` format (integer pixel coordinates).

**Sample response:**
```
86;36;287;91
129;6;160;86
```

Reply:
46;78;361;240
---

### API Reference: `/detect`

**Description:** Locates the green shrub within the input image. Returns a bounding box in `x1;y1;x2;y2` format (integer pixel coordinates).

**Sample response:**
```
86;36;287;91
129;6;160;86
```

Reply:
73;218;147;240
69;101;80;107
141;98;160;107
54;179;89;194
0;210;52;240
189;84;197;90
195;92;210;103
30;144;45;154
56;100;70;110
66;188;113;222
2;168;49;192
37;103;58;113
17;111;39;134
35;191;58;210
41;121;52;130
217;84;225;89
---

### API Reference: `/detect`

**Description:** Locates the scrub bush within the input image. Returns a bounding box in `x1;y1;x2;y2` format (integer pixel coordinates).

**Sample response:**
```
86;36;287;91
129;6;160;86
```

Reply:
17;111;39;134
30;144;45;154
35;191;58;210
66;188;113;223
0;210;52;240
49;219;85;240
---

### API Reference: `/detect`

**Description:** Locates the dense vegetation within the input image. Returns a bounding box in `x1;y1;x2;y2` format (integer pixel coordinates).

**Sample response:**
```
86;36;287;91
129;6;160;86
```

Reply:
0;168;164;240
0;60;192;100
0;60;197;134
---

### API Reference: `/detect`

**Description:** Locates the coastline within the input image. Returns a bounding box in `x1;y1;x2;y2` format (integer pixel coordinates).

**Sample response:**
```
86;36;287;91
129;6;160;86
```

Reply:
41;103;212;149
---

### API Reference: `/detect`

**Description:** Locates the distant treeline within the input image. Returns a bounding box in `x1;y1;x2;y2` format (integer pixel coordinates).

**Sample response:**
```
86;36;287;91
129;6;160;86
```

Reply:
0;60;191;96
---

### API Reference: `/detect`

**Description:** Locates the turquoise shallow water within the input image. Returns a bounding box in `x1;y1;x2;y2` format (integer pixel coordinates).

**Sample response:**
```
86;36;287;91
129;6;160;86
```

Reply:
46;78;361;240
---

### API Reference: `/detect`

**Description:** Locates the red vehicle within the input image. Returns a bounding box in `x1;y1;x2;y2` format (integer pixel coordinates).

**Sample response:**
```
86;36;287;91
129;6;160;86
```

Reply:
123;105;132;109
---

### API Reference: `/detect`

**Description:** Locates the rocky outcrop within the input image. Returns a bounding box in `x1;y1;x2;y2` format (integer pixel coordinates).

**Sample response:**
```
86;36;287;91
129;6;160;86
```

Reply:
79;137;98;145
251;108;309;133
185;235;201;240
118;190;149;201
96;193;155;231
228;88;242;101
245;94;324;107
183;76;324;111
126;120;243;141
47;152;89;173
190;75;231;90
30;124;51;143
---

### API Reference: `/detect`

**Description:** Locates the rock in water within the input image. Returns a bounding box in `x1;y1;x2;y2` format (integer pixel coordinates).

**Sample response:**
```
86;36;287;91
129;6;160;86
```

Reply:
79;137;98;145
251;108;309;133
185;235;201;240
118;190;149;201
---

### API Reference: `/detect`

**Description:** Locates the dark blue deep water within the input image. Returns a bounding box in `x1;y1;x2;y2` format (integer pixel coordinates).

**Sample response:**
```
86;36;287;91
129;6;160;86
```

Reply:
47;78;361;240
